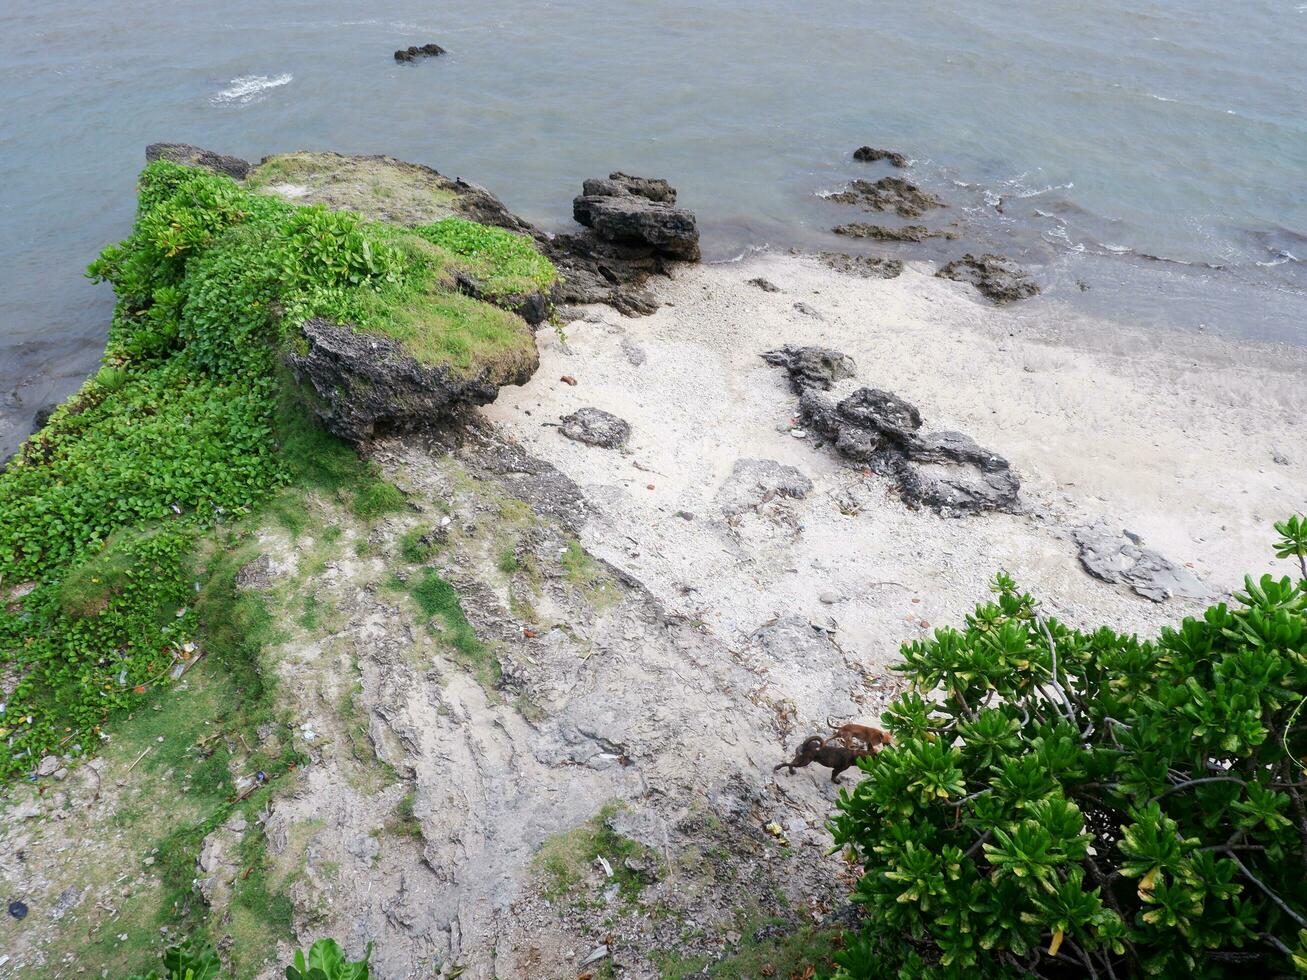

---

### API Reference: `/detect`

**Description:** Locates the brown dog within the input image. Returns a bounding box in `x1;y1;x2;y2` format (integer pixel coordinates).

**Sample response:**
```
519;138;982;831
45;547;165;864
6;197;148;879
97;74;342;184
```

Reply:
774;735;869;784
827;718;893;753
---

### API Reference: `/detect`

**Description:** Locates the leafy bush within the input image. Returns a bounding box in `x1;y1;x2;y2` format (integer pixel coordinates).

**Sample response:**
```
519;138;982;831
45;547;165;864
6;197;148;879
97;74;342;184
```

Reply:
130;938;368;980
0;160;551;779
415;216;557;297
829;525;1307;978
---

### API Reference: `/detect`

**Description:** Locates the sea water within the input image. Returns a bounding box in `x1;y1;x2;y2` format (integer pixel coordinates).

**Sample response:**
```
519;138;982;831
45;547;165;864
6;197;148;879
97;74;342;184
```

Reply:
2;0;1304;454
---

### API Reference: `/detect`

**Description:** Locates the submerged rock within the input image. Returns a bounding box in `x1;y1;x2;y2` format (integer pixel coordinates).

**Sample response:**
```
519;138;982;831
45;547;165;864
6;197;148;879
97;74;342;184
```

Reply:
285;316;537;443
394;43;446;62
146;143;251;180
760;346;856;392
1073;524;1211;603
558;407;631;449
833;222;955;243
936;253;1040;304
818;252;903;279
826;177;945;218
767;351;1020;515
852;146;908;168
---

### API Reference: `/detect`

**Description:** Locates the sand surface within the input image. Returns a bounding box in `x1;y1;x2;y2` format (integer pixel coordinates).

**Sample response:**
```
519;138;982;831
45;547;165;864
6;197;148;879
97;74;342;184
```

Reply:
487;252;1307;664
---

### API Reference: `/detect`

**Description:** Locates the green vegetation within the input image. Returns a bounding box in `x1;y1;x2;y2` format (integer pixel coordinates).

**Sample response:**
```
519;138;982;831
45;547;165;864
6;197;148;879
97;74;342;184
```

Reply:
415;216;557;297
533;801;661;903
0;160;552;780
658;922;843;979
130;937;369;980
828;523;1307;978
410;568;501;687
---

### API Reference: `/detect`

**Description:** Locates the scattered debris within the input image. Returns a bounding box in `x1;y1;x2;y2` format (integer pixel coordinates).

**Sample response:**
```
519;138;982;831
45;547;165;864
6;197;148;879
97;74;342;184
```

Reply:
8;900;28;920
748;277;782;292
792;302;824;319
560;375;578;386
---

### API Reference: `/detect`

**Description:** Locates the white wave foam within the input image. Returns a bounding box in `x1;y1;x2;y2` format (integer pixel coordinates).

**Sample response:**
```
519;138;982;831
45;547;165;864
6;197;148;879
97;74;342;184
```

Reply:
1147;93;1177;103
1015;181;1074;199
211;73;293;106
1256;250;1299;267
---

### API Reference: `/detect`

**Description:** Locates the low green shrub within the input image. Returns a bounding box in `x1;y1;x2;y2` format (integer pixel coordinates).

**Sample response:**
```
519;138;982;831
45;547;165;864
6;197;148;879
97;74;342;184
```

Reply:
829;522;1307;978
0;160;552;779
415;216;557;297
130;937;369;980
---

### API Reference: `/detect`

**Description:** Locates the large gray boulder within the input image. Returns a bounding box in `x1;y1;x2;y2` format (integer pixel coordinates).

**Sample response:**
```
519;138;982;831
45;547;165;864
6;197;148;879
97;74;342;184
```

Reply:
572;173;700;261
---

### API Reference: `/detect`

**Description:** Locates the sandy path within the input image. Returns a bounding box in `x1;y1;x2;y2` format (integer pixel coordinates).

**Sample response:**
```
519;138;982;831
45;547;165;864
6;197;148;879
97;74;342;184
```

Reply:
485;253;1307;668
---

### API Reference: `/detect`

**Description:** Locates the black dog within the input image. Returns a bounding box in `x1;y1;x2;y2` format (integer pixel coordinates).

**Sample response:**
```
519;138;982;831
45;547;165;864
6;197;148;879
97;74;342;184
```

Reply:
774;735;870;784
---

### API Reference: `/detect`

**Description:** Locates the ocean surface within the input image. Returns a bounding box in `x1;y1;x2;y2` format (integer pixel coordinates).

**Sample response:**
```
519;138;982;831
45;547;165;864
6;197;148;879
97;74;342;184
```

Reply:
3;0;1306;455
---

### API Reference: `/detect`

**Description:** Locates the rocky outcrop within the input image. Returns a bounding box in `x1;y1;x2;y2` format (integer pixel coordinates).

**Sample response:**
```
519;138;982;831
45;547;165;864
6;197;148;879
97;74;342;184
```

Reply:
285;317;537;442
766;351;1020;514
833;222;956;242
1074;523;1211;602
571;173;700;260
543;172;700;315
760;346;856;392
826;177;945;218
852;146;908;168
145;143;251;180
394;43;445;62
936;253;1040;304
558;407;631;449
818;252;903;279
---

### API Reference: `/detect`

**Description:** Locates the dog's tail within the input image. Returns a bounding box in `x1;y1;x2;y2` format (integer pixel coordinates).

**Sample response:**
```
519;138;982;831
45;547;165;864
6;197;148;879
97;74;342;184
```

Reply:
827;715;844;730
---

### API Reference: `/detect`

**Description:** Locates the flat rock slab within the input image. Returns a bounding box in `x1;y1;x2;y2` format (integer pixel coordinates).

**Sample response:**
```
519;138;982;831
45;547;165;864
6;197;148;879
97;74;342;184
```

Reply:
818;252;904;280
826;177;945;218
716;458;813;516
760;346;856;392
1074;523;1212;603
937;253;1040;304
146;142;251;180
558;407;631;449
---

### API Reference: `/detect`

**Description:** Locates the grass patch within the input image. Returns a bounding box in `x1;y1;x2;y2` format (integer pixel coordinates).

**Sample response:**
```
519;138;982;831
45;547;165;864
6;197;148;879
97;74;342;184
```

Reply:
410;570;501;688
352;279;536;376
246;152;462;224
415;217;557;297
351;478;407;520
533;801;660;904
498;545;521;575
657;922;842;979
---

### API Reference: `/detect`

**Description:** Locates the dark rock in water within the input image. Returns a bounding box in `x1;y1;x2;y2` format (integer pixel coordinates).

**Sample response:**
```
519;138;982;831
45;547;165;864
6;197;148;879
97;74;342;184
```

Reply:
833;222;955;243
748;277;782;292
573;175;700;260
558;407;631;449
767;353;1020;515
146;143;251;180
818;252;903;280
285;317;537;443
394;43;446;62
936;253;1040;304
852;146;908;168
1073;523;1211;603
826;177;945;218
761;346;856;392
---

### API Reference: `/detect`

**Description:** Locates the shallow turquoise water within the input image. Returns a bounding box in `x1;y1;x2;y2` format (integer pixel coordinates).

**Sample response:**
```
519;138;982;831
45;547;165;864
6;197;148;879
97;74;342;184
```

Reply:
2;0;1305;452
